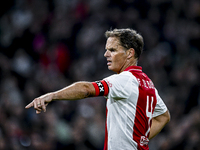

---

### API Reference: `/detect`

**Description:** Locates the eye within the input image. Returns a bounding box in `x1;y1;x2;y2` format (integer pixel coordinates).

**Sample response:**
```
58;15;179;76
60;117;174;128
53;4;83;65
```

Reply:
109;48;115;52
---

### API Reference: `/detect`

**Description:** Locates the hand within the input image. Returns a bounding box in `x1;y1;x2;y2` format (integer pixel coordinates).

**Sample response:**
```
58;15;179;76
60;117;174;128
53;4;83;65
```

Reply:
25;93;53;114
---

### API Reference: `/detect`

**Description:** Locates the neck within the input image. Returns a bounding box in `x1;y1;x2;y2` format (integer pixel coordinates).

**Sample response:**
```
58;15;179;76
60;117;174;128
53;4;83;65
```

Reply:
118;59;137;74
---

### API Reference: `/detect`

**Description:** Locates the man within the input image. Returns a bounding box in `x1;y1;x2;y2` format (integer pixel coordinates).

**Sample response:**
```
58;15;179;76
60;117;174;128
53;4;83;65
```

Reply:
26;28;170;150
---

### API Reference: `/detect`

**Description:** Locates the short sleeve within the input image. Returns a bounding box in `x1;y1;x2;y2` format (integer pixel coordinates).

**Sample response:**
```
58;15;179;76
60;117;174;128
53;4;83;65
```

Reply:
153;89;168;117
104;72;135;100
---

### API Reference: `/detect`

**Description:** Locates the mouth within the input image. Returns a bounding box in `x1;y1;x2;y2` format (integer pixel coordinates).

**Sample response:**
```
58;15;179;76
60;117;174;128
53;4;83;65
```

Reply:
107;60;112;66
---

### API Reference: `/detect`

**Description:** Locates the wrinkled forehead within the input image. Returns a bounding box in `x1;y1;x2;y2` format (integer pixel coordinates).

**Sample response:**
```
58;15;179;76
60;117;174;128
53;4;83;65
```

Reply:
105;37;121;50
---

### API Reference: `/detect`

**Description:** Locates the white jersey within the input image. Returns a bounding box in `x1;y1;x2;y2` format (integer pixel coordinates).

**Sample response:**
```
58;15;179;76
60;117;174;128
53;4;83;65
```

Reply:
92;66;167;150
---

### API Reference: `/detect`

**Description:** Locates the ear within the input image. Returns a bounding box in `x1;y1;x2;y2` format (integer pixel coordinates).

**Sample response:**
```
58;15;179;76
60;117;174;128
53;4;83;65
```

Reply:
126;48;135;59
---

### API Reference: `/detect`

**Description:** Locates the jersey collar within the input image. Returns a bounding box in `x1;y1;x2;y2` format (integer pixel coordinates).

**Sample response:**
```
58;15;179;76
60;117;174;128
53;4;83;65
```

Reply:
124;66;142;72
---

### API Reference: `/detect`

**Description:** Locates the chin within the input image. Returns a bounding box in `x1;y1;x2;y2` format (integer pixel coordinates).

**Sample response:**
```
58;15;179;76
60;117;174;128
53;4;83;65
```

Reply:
108;66;118;73
108;66;113;70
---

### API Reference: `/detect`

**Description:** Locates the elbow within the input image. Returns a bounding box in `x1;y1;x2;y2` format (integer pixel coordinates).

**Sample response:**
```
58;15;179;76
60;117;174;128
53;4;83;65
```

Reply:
165;110;171;124
83;86;91;98
80;82;95;98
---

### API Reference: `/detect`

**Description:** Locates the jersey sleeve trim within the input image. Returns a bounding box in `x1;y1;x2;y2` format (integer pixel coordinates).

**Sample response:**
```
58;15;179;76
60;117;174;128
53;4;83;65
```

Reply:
92;80;109;96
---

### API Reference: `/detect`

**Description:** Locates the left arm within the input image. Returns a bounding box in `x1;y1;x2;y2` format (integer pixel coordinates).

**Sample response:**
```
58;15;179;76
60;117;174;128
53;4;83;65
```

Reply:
149;110;170;140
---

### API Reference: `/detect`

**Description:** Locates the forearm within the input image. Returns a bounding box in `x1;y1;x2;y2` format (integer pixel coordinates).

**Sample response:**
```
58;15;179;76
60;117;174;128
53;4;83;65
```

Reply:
52;81;96;101
25;81;96;114
149;119;165;140
149;110;170;140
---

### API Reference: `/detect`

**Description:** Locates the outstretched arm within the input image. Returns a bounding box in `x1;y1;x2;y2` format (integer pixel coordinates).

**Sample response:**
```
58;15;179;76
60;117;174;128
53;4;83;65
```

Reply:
25;81;96;114
149;110;170;140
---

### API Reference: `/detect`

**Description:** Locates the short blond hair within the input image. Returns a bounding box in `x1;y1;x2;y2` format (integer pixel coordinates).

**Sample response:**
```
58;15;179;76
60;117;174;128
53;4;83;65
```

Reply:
105;28;144;59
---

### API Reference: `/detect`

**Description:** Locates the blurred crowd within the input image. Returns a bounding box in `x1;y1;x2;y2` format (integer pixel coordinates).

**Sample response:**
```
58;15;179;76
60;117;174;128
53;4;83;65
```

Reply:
0;0;200;149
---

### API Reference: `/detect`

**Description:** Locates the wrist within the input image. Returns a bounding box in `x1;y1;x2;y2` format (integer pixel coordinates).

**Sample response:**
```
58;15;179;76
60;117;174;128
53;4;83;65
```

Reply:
51;92;57;101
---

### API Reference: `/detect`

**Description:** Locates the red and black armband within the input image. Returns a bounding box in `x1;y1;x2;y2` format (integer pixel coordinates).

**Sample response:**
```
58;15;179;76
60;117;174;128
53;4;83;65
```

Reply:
92;80;109;96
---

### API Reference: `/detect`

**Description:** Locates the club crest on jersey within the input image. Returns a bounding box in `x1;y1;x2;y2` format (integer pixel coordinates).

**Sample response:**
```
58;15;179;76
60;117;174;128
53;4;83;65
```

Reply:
140;136;149;146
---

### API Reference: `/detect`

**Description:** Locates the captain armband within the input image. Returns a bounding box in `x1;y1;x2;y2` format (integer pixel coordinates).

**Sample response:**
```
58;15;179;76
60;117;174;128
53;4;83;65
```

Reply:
92;80;109;96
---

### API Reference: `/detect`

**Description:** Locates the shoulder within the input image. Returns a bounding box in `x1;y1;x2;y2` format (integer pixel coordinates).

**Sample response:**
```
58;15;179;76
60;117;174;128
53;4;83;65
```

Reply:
104;71;138;87
104;71;134;81
107;71;135;79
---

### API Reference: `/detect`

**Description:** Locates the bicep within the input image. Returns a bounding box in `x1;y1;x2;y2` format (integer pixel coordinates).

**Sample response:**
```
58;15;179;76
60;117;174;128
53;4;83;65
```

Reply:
153;89;168;117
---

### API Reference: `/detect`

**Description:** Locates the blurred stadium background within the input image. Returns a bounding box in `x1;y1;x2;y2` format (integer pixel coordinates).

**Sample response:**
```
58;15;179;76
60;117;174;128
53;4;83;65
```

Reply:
0;0;200;149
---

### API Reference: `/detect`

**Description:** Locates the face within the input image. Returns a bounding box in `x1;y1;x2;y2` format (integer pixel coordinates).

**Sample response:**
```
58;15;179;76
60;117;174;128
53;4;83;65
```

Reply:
104;37;128;73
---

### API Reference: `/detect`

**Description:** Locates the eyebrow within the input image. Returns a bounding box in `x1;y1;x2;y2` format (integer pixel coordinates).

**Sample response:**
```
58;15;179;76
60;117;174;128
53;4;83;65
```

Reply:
106;44;119;50
107;47;114;50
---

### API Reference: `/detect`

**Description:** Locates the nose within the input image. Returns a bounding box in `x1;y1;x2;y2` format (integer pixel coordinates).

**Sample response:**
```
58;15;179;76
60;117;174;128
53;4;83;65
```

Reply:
104;50;110;57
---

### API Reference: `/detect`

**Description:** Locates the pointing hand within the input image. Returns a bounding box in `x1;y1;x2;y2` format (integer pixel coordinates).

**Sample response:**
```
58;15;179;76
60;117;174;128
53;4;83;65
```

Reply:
25;93;53;114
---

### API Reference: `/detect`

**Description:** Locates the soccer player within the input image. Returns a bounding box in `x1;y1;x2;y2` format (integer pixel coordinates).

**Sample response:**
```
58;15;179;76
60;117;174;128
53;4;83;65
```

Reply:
25;28;170;150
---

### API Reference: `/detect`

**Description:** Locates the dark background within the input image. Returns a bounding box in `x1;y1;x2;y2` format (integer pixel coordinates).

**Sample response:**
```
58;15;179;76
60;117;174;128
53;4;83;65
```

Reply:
0;0;200;149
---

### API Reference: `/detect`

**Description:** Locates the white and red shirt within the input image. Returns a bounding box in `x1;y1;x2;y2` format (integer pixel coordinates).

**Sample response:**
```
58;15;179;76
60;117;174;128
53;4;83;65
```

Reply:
92;66;168;150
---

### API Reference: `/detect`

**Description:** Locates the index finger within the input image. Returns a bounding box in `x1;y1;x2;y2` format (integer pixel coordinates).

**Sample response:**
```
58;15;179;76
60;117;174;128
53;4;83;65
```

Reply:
25;102;34;109
41;100;46;112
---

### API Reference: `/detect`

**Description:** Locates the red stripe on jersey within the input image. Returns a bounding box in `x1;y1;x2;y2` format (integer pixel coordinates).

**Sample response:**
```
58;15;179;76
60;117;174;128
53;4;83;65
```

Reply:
104;107;108;150
128;71;157;150
101;80;109;96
